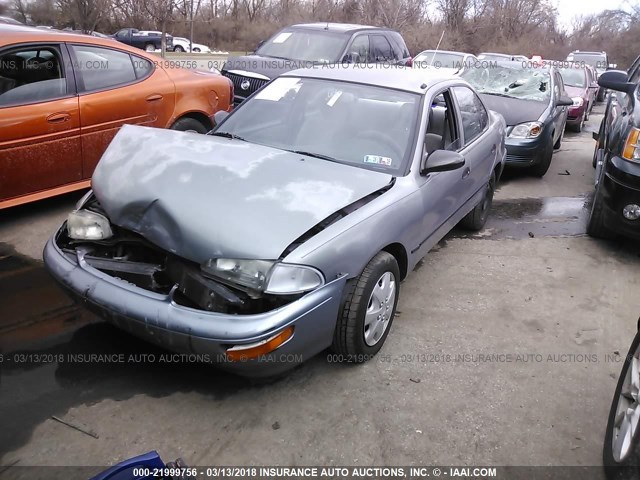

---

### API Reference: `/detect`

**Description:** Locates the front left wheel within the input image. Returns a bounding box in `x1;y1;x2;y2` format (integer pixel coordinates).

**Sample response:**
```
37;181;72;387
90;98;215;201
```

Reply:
332;252;400;360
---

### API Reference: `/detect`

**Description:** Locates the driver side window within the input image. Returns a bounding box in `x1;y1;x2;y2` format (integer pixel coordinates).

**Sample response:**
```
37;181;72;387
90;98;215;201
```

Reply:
424;91;460;156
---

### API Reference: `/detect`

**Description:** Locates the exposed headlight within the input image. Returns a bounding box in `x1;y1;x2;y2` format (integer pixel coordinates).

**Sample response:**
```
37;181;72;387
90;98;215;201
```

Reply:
572;97;584;107
67;209;113;240
201;259;324;295
509;122;543;138
622;128;640;163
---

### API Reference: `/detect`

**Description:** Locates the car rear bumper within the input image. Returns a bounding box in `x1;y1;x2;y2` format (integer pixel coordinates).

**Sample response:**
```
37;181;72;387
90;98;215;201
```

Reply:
600;156;640;239
43;237;346;377
567;105;586;124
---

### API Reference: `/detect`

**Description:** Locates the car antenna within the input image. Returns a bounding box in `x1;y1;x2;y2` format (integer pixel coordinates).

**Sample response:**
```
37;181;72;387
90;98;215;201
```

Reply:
430;30;445;67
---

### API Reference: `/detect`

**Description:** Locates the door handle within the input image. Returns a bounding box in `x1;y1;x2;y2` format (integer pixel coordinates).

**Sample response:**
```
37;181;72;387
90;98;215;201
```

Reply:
146;94;163;102
462;167;471;179
47;112;71;123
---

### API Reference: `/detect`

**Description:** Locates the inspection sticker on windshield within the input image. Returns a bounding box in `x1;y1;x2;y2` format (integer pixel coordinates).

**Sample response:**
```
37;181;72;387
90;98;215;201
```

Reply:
272;32;292;43
364;155;393;166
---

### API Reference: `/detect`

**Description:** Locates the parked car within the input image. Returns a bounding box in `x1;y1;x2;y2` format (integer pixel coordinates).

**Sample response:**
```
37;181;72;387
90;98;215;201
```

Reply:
603;317;640;479
0;24;232;209
478;52;528;62
44;67;506;377
91;451;187;480
0;16;22;25
221;22;412;105
461;61;571;177
566;50;611;101
112;28;173;52
588;59;640;240
172;36;210;53
558;63;598;132
413;49;477;75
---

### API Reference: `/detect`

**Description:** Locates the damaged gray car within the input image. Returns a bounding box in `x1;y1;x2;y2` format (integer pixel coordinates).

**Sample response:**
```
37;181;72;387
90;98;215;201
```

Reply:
43;67;506;377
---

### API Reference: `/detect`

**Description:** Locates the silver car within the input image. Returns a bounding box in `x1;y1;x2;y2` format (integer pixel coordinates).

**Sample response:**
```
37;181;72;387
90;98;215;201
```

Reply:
44;67;506;377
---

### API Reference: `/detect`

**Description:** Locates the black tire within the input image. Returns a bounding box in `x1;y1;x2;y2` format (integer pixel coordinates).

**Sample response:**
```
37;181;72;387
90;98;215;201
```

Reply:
570;113;585;133
144;43;155;52
332;252;400;360
603;329;640;480
598;88;606;103
585;104;590;121
553;129;562;150
171;117;209;134
587;186;616;239
530;141;553;177
173;45;184;53
193;47;201;53
460;173;495;231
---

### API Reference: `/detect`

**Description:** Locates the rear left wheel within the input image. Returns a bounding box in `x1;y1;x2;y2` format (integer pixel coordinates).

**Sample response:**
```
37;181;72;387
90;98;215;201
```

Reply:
171;117;209;134
460;173;495;231
332;252;400;360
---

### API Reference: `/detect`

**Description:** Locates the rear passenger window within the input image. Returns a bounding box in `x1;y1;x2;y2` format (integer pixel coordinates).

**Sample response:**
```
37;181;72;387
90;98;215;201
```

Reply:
132;56;153;79
452;86;488;144
371;35;394;61
0;46;67;107
71;45;137;92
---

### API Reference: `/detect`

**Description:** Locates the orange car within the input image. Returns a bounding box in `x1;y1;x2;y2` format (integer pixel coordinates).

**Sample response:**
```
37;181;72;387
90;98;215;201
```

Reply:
0;24;233;209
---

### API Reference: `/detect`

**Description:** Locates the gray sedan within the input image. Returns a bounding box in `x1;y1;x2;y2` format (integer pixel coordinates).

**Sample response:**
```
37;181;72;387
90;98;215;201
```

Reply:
43;67;506;377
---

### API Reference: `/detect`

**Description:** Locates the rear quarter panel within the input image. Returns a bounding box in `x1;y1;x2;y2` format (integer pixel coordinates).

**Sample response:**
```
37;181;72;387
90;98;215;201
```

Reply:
162;68;233;126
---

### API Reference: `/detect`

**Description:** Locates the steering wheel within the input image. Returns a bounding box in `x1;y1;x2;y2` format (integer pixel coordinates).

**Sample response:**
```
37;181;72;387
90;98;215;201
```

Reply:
352;130;405;164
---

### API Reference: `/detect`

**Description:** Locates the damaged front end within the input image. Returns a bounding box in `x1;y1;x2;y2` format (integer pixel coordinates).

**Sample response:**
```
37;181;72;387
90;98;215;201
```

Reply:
56;195;311;315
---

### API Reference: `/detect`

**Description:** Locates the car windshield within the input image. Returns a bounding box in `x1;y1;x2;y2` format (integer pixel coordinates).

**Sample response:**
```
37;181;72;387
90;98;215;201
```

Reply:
559;67;586;88
414;51;464;68
462;63;551;101
256;30;348;63
479;53;511;61
213;77;420;174
567;53;607;70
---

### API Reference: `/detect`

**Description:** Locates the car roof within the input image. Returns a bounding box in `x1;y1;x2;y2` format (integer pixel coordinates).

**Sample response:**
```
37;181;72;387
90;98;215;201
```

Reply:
289;22;385;33
0;24;158;57
415;49;473;56
284;66;456;94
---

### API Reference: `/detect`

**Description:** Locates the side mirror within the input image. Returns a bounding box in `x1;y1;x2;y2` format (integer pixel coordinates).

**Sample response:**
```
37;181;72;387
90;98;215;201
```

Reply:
213;110;229;126
557;95;574;107
422;149;465;174
598;70;636;94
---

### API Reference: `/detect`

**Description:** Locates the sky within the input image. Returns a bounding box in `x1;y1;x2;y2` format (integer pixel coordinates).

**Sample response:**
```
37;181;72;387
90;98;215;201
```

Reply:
554;0;626;29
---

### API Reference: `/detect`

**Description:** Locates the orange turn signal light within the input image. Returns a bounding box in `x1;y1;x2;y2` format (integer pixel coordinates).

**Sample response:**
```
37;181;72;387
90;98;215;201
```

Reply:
623;128;640;160
225;326;294;362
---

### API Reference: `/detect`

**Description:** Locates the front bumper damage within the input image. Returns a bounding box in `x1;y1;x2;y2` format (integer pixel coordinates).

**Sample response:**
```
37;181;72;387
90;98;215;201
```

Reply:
43;231;347;377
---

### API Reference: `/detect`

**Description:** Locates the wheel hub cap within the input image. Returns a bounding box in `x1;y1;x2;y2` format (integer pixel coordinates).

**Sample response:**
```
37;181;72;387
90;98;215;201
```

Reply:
364;272;396;346
612;352;640;462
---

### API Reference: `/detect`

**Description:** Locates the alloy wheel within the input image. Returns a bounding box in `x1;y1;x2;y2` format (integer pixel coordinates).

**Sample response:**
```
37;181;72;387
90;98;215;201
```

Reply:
364;272;396;346
612;348;640;462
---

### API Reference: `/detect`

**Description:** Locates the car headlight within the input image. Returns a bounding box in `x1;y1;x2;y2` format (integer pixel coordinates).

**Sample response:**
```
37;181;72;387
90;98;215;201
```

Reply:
201;259;324;295
572;97;584;107
622;128;640;163
509;122;543;138
66;209;113;240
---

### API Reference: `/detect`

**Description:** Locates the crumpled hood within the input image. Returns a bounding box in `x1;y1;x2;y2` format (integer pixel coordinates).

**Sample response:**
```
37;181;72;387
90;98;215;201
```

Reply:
479;94;548;126
91;125;392;263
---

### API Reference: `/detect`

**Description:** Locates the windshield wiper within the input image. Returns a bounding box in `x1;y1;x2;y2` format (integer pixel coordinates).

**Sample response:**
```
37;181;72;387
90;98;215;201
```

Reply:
288;150;342;164
480;92;516;99
210;131;246;141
